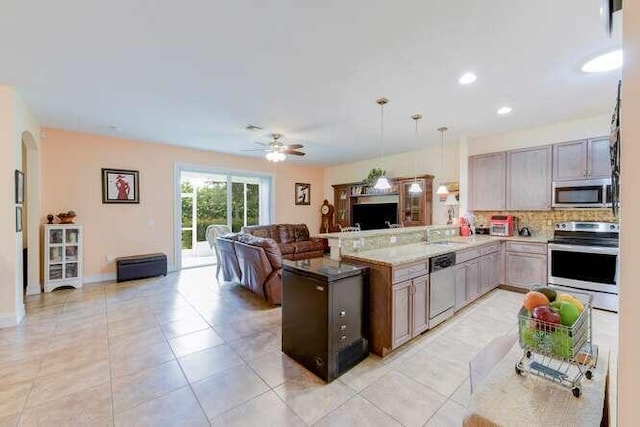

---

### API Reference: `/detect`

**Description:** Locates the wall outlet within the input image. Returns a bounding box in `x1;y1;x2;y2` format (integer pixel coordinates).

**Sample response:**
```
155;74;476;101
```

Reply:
106;255;114;262
353;240;362;249
546;219;552;226
390;235;397;243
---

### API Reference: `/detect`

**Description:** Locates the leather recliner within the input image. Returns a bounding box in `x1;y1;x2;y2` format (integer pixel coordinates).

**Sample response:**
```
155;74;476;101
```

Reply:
233;234;283;305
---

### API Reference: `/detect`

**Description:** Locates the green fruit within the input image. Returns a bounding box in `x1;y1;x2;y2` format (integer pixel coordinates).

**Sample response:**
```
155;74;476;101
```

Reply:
533;286;557;302
551;301;580;327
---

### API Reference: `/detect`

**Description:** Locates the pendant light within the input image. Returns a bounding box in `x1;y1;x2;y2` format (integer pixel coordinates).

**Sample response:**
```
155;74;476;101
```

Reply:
436;126;449;195
374;97;391;190
408;114;423;193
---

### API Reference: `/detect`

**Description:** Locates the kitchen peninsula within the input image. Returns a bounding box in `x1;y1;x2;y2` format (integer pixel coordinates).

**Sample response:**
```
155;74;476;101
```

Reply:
320;226;549;356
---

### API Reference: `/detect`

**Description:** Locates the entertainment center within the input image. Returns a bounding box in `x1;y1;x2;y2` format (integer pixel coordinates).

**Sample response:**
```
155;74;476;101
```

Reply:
332;174;434;230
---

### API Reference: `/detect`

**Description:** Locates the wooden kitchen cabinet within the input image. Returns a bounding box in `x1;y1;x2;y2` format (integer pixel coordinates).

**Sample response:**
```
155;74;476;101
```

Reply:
332;184;352;230
398;177;433;226
553;137;610;181
480;252;500;294
507;146;552;210
505;241;547;290
392;280;412;348
454;242;501;311
470;152;506;210
454;258;480;310
411;275;429;336
391;274;429;349
587;137;611;179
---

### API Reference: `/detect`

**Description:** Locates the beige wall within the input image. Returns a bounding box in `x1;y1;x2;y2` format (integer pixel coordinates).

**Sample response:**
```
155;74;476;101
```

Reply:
323;142;460;224
618;2;639;423
0;85;41;326
467;114;610;156
41;128;324;278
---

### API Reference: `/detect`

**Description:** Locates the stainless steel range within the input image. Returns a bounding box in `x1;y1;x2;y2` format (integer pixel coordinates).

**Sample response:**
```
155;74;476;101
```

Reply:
548;221;619;312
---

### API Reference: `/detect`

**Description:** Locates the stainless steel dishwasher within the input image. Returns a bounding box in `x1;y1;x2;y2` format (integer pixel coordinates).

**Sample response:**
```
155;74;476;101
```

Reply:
429;252;456;327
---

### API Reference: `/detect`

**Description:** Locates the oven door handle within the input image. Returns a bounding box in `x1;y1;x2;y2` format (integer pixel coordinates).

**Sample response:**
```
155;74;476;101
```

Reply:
548;243;619;256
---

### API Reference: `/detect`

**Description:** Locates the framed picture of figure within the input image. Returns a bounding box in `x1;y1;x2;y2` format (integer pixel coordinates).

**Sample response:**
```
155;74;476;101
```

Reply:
102;168;140;204
295;183;310;206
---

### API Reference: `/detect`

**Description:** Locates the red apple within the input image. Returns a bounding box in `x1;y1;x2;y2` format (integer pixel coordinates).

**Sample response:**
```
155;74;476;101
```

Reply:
532;305;561;331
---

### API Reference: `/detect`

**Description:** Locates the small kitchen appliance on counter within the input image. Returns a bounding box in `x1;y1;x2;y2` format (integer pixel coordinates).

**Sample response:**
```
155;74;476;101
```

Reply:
548;221;619;312
490;215;515;236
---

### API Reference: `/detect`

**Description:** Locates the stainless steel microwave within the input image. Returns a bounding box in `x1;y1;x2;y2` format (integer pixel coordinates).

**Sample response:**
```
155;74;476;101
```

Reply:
552;179;612;208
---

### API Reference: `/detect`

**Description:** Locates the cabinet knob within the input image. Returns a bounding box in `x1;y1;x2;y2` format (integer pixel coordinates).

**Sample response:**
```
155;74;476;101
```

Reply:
583;170;587;177
339;310;346;317
339;325;347;331
340;335;347;341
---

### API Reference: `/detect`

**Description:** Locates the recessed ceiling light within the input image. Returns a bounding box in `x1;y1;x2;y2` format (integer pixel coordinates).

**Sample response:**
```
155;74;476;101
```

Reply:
108;126;123;132
497;106;513;115
245;124;263;131
582;49;623;73
458;72;477;85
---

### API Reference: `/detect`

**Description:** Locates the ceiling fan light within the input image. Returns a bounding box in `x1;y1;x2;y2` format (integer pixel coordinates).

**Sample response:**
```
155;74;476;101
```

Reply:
408;182;423;193
436;184;449;195
374;175;391;190
266;151;286;162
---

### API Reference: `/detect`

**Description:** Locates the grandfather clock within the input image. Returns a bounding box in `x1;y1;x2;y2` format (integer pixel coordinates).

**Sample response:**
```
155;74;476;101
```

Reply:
320;199;336;233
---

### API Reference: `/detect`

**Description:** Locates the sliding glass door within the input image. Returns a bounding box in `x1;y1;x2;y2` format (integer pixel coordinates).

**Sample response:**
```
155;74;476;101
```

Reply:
179;169;272;269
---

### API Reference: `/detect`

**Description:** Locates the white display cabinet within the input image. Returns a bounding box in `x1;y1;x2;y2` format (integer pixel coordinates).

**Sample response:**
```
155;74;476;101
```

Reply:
44;224;83;292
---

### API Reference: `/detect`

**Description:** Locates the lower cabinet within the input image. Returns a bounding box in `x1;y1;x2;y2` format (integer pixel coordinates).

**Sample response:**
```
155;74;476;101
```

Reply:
505;242;547;290
455;259;479;310
480;252;500;294
455;243;501;311
392;274;429;348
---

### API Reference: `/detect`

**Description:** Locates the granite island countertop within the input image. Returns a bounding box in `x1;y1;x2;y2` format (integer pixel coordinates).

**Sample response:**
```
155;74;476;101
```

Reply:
342;234;550;267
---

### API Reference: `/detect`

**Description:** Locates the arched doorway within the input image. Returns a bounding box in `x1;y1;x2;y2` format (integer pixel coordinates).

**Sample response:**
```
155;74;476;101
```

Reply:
21;130;41;295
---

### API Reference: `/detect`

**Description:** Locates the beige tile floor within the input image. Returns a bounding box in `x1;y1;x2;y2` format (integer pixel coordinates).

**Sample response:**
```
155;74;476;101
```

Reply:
0;266;618;426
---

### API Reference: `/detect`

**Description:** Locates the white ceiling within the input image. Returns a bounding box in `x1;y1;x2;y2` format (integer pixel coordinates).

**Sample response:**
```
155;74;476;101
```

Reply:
0;0;621;165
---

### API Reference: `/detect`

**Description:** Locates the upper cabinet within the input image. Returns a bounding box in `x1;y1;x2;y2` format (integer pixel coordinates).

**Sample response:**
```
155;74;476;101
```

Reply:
470;152;506;211
398;177;433;227
332;184;351;230
587;137;611;179
506;146;552;210
553;137;610;181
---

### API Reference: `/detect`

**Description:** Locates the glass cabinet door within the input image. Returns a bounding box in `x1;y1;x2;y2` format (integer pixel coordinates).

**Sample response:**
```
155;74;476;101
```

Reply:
402;181;423;224
66;229;79;244
50;229;63;244
337;188;348;221
65;263;78;279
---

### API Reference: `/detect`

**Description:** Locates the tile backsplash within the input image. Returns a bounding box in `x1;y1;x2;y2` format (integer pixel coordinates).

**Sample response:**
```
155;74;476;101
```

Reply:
473;209;617;237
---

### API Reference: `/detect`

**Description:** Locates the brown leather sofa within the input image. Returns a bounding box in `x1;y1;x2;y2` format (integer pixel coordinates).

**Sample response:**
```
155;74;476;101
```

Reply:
216;224;324;305
234;234;283;305
241;224;324;260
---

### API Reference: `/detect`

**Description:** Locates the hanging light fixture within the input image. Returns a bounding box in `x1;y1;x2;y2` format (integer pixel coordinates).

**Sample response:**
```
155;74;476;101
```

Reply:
408;113;423;193
436;126;449;195
374;97;391;190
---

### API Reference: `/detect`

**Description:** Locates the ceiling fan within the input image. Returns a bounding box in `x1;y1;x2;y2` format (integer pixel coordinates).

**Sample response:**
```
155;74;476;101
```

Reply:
243;133;306;162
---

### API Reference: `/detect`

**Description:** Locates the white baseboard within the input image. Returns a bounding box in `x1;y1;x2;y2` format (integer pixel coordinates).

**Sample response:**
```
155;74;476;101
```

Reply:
84;273;117;284
26;282;42;295
0;305;25;328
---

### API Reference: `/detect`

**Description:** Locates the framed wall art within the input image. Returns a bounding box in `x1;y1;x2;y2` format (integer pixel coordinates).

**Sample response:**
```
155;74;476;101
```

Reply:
102;168;140;204
15;170;24;204
295;183;310;206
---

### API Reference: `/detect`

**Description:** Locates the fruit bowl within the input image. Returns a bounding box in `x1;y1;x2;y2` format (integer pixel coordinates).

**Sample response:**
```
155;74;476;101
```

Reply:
57;213;76;224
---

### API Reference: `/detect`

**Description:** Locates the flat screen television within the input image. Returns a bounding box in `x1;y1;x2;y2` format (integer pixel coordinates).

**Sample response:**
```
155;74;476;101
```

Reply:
351;203;398;230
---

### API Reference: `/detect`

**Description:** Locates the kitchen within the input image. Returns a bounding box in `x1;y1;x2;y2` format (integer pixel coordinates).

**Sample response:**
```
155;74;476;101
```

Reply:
298;128;620;423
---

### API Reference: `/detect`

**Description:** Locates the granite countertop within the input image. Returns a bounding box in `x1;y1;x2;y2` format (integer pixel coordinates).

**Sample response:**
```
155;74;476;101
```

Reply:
318;225;452;239
342;234;550;267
